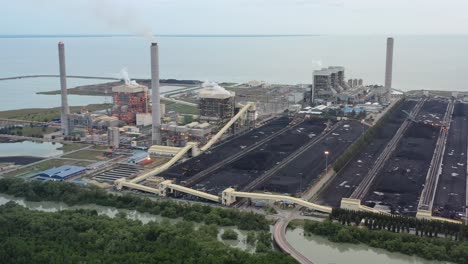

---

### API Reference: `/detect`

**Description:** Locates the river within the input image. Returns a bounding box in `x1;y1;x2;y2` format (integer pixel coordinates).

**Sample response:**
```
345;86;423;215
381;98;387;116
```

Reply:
0;192;457;262
286;227;453;264
0;193;255;252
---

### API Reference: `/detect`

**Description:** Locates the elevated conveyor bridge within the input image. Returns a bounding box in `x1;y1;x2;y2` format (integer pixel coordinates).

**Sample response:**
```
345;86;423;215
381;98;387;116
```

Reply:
222;188;332;213
123;102;255;184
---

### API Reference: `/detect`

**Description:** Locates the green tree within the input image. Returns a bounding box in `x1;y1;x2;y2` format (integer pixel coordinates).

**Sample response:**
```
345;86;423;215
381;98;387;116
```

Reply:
221;229;238;240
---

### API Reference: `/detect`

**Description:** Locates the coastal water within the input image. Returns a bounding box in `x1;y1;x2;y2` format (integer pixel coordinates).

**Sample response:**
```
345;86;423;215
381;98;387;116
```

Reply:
286;227;453;264
0;141;63;157
1;35;467;95
0;78;107;111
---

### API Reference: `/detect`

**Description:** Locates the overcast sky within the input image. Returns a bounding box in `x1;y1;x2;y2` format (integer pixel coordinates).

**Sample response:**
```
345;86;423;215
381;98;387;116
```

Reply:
2;0;468;35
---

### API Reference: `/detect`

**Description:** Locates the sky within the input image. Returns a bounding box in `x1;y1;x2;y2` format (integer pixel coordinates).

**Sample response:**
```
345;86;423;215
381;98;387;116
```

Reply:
1;0;468;35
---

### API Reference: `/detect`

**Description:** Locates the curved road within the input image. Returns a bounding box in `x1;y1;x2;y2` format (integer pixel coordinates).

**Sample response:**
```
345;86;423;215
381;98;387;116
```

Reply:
274;216;313;264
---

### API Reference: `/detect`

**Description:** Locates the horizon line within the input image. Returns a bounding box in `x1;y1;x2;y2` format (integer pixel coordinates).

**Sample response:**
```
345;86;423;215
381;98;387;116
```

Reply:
0;34;322;39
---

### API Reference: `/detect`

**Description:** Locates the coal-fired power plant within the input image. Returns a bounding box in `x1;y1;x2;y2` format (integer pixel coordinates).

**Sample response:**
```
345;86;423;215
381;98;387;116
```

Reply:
385;37;394;102
151;43;162;145
58;42;70;136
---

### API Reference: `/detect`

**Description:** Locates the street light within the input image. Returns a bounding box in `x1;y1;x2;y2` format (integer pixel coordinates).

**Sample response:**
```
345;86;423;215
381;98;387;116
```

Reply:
324;150;330;173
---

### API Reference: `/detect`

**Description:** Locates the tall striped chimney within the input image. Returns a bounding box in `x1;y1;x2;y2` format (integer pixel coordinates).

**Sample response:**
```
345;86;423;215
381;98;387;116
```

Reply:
385;37;394;102
58;42;70;136
151;43;162;145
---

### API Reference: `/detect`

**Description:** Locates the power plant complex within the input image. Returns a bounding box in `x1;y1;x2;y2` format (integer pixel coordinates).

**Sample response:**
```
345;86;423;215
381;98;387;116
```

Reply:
35;36;465;230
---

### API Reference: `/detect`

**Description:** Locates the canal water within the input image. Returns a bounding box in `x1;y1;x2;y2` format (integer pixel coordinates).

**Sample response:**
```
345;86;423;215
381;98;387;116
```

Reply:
0;140;63;157
286;227;453;264
0;193;255;252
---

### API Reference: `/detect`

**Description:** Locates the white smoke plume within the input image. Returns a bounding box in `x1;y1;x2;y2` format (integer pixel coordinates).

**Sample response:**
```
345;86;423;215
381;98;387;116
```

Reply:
201;81;232;96
93;0;154;41
311;60;323;69
120;68;139;86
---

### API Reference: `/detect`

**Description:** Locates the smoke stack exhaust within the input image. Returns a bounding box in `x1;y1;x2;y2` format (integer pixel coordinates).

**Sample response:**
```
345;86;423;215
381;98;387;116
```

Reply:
385;37;394;102
58;42;70;136
151;43;162;145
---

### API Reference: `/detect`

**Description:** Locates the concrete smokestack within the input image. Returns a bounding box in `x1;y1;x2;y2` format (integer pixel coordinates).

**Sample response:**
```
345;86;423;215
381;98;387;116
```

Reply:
385;37;394;102
58;42;70;136
151;43;162;145
310;75;315;107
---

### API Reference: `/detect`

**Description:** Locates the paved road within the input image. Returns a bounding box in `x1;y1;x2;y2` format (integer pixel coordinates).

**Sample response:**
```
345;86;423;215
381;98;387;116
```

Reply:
274;214;313;264
271;165;334;264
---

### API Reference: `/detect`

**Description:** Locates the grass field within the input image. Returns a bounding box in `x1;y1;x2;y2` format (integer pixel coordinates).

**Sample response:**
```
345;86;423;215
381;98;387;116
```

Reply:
3;159;92;178
0;104;112;122
57;143;88;152
91;145;111;151
62;149;109;161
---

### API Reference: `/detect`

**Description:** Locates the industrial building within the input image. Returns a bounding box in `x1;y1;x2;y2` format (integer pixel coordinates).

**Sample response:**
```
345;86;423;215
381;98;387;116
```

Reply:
328;66;346;91
313;66;346;99
112;83;149;125
198;83;235;127
34;165;87;181
108;127;120;148
68;113;119;132
161;121;212;147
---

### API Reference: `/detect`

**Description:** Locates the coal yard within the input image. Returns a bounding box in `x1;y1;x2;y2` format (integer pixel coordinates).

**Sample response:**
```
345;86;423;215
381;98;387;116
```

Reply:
433;102;468;219
363;99;448;215
186;118;330;195
255;120;367;194
160;116;292;180
315;100;417;207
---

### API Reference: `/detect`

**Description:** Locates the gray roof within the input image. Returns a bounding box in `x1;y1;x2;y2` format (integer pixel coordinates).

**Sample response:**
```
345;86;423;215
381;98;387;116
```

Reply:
35;165;86;179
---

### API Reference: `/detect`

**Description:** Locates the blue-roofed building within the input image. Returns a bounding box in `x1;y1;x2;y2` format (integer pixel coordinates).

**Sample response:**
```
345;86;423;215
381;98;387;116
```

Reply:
343;106;364;114
34;165;87;182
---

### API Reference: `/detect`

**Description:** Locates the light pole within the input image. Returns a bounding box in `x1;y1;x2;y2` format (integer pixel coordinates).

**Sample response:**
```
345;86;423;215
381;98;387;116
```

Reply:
324;150;329;173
